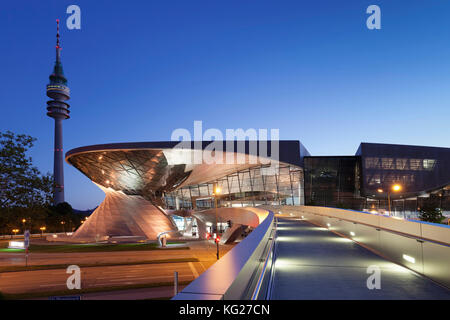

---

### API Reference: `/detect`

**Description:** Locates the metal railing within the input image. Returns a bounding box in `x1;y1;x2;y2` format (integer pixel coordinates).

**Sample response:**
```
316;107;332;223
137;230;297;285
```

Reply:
297;207;450;289
173;210;276;300
250;217;277;300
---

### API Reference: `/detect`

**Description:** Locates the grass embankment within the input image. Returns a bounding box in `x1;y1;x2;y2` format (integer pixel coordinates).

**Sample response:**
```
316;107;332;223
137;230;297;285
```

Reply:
2;281;192;300
0;242;187;253
0;257;199;273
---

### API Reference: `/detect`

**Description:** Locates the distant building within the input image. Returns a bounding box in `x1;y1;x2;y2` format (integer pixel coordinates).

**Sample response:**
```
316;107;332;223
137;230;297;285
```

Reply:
304;143;450;216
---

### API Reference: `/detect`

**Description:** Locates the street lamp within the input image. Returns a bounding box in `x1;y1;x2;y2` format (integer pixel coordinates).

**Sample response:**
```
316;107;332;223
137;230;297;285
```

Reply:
61;221;66;233
377;184;402;216
212;184;221;260
40;226;46;237
12;229;19;236
212;185;222;232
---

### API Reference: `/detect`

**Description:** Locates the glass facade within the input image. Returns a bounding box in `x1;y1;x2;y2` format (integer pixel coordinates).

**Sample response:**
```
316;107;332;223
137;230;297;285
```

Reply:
304;156;364;209
304;149;450;218
164;164;304;209
356;143;450;198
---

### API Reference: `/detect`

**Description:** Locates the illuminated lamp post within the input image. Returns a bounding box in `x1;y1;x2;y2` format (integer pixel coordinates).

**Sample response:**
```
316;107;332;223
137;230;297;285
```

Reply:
215;235;221;260
377;184;402;216
40;226;46;238
212;184;222;260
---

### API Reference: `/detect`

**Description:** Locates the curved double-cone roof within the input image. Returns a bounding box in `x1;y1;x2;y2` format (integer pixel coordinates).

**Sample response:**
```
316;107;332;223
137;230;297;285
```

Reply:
66;140;307;196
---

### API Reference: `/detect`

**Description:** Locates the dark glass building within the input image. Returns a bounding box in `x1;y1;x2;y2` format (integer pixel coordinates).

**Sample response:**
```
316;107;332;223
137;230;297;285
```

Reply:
304;143;450;217
304;156;362;209
356;143;450;198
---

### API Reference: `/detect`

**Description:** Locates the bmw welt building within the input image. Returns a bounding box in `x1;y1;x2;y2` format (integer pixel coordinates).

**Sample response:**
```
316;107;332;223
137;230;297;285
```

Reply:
65;140;450;240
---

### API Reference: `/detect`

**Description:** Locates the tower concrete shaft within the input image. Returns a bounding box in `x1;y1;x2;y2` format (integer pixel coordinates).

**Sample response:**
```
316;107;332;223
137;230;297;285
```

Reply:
53;118;64;204
46;19;70;205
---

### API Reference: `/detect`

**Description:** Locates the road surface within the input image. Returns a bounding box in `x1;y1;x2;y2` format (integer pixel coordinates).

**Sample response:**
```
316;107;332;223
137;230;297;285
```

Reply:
0;240;233;296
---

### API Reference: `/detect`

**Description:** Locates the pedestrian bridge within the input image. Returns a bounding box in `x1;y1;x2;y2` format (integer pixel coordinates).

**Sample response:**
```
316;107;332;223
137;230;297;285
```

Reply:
173;206;450;300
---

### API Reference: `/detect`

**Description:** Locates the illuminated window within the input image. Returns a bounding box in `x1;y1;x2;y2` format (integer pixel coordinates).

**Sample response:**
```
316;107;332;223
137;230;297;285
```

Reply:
365;157;380;169
423;159;436;170
381;158;394;169
396;158;408;170
409;159;421;171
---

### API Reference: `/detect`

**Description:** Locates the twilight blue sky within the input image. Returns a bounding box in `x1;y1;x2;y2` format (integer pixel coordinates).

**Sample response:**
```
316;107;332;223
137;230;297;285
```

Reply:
1;0;449;209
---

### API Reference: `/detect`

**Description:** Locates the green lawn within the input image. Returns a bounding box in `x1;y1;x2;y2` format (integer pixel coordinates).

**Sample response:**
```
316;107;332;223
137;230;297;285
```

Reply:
0;257;199;273
0;242;188;253
0;248;25;252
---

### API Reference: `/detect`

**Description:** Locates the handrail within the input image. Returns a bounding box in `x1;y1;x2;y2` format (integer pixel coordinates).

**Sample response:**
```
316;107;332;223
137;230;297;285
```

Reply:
264;218;278;300
294;207;450;289
308;212;450;247
300;206;450;246
250;217;277;300
173;210;275;300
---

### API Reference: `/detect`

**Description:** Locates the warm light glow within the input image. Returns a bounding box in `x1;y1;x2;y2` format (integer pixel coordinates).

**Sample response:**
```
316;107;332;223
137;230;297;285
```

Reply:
392;184;402;192
40;226;46;231
9;241;25;249
377;188;383;193
22;219;26;223
214;187;222;194
332;237;353;243
277;236;300;242
350;231;355;237
12;229;19;234
403;254;415;264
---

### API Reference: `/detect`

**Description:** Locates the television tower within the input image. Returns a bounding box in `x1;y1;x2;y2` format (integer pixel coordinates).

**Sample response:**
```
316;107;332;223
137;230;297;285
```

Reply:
46;19;70;205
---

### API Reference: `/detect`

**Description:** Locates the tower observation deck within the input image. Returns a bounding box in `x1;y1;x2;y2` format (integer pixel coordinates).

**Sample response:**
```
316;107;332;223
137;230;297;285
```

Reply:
46;19;70;204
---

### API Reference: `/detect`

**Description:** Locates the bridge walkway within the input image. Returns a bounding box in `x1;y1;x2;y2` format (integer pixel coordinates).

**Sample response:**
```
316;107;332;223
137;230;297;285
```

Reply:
268;217;450;299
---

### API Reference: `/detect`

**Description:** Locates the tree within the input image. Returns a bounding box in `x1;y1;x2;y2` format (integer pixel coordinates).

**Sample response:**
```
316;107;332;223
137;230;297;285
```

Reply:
419;203;445;224
0;131;53;234
0;131;52;209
